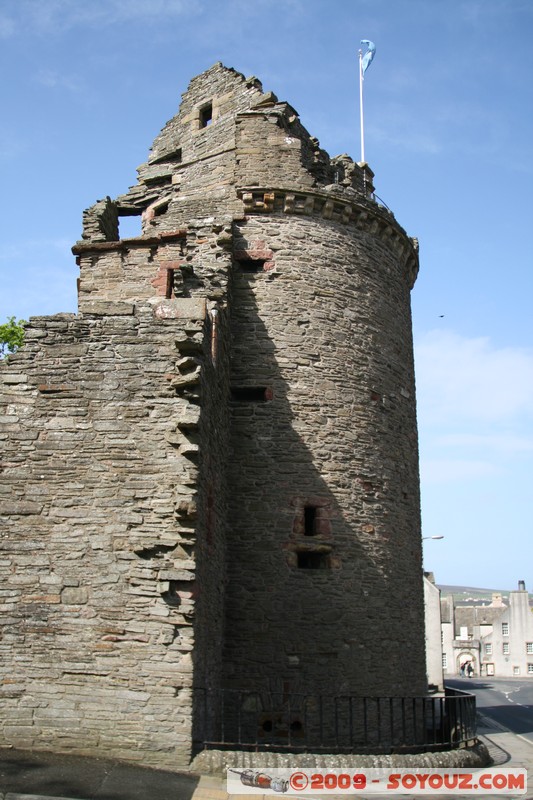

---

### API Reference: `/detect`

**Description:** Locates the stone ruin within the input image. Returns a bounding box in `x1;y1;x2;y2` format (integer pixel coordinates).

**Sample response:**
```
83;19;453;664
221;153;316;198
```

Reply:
0;63;426;769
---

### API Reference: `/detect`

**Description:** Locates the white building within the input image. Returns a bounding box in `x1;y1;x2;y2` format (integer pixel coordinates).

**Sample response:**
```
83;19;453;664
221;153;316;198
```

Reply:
424;572;444;691
439;581;533;678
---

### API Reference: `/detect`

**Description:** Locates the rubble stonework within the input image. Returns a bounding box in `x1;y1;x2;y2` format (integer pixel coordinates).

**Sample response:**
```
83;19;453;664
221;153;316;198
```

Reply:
0;63;425;768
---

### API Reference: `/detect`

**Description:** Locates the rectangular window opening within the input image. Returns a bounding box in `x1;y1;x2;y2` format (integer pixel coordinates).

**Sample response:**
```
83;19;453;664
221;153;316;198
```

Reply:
239;258;266;273
297;551;330;570
152;148;182;165
200;103;213;128
502;622;509;636
526;642;533;654
304;506;318;537
231;386;270;403
144;175;173;188
173;147;183;163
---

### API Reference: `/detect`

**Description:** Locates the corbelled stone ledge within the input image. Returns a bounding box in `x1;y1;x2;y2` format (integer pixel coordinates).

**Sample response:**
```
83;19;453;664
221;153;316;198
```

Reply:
72;228;187;255
237;186;419;287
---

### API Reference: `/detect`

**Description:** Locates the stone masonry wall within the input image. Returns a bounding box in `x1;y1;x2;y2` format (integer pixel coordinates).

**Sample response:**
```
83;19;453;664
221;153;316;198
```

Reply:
223;209;426;701
1;62;426;765
0;295;229;768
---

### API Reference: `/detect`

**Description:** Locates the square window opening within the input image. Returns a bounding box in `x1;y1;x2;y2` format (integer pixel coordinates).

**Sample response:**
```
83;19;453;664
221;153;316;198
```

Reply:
231;386;270;403
118;214;142;239
297;551;330;570
239;258;266;273
154;201;169;217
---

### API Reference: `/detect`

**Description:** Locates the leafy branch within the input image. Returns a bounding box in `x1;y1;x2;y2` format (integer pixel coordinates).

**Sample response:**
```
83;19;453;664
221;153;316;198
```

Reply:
0;316;26;358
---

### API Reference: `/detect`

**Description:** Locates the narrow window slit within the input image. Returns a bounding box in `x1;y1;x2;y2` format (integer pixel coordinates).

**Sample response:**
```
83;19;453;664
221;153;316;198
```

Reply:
200;103;213;128
304;506;317;536
165;269;176;299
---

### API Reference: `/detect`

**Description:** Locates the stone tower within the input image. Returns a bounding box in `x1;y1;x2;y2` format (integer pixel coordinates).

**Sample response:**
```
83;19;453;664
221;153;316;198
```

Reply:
0;64;425;768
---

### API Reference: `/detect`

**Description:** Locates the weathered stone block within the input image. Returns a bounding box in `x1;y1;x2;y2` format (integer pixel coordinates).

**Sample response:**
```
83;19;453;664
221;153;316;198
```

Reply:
0;501;43;515
81;300;135;315
151;298;206;320
61;587;89;605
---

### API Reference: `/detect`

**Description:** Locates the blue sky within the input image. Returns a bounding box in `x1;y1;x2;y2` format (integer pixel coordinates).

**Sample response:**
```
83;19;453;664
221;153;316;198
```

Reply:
1;0;532;591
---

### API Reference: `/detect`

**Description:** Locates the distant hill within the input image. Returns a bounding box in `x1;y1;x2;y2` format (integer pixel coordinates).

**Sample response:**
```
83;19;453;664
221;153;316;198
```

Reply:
438;585;532;605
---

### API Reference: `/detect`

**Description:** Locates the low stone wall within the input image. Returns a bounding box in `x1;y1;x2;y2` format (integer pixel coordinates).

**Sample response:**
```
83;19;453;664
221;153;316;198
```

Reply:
192;742;492;775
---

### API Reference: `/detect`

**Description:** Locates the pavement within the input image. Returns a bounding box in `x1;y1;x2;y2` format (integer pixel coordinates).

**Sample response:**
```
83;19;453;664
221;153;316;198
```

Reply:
1;714;532;800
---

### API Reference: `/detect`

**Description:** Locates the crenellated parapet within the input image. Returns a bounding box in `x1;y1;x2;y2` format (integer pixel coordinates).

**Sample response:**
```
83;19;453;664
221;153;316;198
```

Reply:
237;186;419;288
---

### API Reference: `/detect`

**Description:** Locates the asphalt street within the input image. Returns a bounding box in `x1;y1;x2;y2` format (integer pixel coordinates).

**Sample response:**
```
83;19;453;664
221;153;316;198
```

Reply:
448;676;533;746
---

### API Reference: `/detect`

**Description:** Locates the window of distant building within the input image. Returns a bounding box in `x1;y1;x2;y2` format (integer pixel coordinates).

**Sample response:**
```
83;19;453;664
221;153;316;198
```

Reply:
485;643;492;655
442;653;447;669
503;642;510;655
513;666;520;675
526;642;533;655
502;622;509;636
528;664;533;675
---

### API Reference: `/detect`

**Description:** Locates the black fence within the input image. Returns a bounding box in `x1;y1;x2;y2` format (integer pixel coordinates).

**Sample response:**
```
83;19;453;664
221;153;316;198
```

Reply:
193;686;476;755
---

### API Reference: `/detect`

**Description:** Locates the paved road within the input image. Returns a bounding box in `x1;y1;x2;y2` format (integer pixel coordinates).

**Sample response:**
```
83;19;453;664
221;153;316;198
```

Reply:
448;676;533;746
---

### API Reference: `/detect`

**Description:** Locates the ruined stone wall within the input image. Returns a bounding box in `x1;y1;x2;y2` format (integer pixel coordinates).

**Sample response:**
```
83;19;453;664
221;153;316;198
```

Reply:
1;62;427;766
0;295;229;768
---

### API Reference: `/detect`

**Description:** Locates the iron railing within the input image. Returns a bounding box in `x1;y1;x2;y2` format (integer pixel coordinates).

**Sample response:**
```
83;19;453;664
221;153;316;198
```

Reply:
193;686;476;755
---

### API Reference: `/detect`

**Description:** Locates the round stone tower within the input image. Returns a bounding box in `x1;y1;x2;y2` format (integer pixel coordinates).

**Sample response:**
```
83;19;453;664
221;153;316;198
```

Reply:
225;194;424;701
80;61;428;744
0;63;427;765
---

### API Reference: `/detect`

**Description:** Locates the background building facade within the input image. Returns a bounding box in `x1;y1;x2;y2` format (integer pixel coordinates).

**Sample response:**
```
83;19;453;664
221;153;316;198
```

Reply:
440;582;533;678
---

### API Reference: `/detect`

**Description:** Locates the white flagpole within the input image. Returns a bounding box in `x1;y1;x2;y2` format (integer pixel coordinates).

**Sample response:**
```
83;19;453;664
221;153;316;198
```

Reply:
359;49;365;163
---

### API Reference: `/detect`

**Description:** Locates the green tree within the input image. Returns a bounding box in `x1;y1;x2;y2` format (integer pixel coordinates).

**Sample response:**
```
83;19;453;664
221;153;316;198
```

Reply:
0;316;26;358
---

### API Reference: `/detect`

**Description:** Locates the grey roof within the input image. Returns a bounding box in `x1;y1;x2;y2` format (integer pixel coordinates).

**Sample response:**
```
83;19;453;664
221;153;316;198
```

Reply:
455;604;506;631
